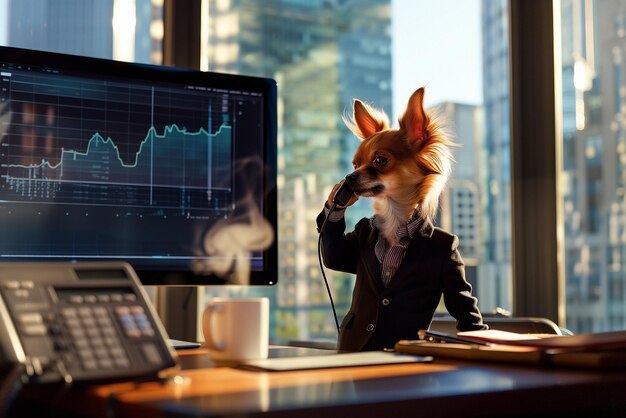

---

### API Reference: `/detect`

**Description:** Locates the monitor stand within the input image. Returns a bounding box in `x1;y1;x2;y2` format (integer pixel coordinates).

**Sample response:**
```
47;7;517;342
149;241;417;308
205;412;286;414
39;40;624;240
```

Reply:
155;287;201;350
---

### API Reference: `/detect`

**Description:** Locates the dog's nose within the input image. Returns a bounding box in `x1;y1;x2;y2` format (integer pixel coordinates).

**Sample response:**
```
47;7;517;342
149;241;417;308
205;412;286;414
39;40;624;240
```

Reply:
345;171;359;185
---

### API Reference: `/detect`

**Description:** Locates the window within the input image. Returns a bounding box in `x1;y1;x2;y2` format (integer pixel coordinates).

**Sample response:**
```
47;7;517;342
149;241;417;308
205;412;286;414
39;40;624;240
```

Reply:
203;0;512;343
2;0;523;344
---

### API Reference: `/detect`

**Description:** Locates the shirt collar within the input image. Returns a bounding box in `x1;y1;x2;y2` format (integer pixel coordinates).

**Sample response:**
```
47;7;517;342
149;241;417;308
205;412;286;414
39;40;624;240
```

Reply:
371;215;426;238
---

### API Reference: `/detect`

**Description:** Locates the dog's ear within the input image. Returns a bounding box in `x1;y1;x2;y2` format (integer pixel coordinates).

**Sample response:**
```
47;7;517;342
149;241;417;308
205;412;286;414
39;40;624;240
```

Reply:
399;87;429;142
343;99;389;140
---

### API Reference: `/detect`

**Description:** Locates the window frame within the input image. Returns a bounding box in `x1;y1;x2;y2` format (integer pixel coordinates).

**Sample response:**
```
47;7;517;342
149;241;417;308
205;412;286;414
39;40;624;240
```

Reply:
509;0;564;325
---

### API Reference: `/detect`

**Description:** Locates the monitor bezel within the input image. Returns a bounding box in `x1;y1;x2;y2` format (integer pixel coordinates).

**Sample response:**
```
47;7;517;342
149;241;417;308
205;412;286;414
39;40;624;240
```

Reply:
0;46;278;286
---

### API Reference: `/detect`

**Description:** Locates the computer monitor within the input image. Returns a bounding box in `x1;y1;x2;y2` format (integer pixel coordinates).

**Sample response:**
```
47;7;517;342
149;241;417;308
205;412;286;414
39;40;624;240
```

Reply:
0;46;278;286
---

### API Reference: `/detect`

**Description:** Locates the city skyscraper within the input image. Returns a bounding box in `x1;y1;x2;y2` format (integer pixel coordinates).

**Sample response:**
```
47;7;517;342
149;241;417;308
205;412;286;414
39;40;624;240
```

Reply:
7;0;114;58
436;102;485;295
561;0;626;333
4;0;161;64
480;0;513;312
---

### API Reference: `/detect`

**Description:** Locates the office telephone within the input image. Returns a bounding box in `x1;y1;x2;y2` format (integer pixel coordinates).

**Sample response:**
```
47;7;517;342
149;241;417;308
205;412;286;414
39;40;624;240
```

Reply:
0;262;178;383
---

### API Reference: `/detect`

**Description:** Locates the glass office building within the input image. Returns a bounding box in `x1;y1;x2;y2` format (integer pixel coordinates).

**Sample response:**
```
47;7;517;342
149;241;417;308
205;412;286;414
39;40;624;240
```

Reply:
479;0;513;312
2;0;161;64
560;0;626;333
436;102;485;300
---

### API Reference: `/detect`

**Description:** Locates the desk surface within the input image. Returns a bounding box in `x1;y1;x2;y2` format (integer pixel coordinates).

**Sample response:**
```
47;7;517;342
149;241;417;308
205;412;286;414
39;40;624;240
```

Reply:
14;347;626;418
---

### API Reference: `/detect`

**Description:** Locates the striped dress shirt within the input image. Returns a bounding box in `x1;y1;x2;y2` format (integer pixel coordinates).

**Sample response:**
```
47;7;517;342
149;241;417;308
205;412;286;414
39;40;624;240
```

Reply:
372;216;422;286
324;207;423;286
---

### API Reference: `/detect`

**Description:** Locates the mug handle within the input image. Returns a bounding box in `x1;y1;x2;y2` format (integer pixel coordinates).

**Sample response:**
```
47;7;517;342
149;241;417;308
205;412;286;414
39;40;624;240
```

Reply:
204;304;226;351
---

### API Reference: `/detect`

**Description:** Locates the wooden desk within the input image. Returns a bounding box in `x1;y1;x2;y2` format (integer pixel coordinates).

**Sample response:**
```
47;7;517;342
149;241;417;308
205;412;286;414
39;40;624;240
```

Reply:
12;347;626;417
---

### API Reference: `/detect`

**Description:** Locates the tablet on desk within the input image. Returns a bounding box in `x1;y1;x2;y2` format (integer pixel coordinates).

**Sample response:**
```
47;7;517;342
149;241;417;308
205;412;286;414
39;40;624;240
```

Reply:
239;351;432;372
169;339;202;350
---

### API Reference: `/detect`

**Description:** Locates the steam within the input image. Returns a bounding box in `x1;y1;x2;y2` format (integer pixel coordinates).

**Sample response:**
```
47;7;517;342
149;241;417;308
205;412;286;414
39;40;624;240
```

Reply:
193;157;274;284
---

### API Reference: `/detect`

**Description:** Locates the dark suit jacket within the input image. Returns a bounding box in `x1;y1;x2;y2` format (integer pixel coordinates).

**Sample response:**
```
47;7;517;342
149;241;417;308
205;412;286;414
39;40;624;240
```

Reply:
317;210;486;352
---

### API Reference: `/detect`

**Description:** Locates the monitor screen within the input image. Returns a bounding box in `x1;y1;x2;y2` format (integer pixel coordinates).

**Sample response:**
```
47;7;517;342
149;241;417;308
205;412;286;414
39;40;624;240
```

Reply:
0;46;277;286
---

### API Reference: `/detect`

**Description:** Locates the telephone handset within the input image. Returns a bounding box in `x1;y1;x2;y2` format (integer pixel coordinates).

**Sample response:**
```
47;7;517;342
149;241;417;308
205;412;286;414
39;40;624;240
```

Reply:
0;262;178;384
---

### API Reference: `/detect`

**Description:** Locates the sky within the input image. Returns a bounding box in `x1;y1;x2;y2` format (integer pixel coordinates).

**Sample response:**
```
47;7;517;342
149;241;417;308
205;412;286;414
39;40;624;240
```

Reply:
391;0;482;117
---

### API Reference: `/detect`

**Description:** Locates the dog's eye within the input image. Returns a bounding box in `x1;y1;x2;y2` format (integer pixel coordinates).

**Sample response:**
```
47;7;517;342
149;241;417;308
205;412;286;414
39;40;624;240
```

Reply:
373;156;388;167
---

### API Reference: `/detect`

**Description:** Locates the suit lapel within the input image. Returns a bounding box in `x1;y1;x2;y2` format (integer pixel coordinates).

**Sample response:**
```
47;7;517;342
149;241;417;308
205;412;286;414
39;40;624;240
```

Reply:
361;225;385;293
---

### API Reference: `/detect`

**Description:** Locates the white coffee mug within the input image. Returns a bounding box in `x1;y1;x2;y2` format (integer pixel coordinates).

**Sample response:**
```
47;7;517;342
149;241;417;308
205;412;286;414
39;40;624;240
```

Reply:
202;297;270;361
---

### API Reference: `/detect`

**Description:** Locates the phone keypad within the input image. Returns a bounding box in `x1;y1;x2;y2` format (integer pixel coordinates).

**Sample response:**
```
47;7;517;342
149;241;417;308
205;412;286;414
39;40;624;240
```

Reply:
61;304;135;371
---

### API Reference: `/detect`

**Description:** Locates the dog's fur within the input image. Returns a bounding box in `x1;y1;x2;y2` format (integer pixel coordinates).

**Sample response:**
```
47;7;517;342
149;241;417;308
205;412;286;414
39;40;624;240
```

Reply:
342;87;453;245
